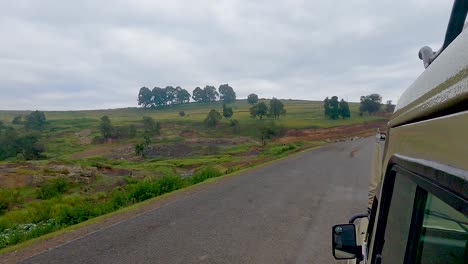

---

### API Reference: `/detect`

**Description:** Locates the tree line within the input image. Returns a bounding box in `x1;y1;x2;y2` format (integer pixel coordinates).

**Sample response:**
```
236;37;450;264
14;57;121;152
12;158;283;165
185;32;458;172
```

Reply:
359;94;394;115
323;96;350;119
138;84;237;108
323;93;395;119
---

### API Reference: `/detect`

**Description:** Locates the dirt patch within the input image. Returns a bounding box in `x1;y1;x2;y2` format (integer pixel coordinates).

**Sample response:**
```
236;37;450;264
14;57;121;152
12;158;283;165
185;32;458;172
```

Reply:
75;129;92;145
180;130;196;138
276;119;389;144
99;167;132;177
0;162;98;188
70;145;114;159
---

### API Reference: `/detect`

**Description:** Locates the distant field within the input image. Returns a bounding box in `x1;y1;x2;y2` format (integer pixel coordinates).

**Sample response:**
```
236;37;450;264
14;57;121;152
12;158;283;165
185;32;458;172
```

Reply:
0;99;386;250
0;99;380;131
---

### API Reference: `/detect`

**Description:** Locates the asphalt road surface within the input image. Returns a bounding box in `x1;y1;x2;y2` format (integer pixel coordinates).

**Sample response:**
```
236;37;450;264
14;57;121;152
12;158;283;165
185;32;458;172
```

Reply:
21;138;374;264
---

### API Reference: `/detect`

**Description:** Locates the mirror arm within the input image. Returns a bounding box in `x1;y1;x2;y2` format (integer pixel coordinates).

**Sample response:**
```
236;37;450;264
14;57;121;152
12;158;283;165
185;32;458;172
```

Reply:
356;245;364;262
348;213;368;224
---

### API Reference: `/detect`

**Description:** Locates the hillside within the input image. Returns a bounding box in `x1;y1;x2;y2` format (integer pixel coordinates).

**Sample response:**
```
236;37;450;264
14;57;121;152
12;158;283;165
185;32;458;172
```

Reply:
0;99;387;250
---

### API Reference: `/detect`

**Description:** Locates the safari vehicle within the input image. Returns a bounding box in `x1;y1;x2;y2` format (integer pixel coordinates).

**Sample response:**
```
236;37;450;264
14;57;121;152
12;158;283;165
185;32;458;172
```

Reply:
332;1;468;263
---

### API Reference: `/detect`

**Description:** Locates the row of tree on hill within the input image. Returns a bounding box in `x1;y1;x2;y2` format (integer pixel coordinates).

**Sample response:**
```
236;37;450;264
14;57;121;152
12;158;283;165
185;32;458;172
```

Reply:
323;93;395;119
249;98;286;119
138;84;237;108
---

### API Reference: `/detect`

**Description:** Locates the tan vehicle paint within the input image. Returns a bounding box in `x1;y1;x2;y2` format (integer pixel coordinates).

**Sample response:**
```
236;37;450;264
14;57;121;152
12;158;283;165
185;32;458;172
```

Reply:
348;17;468;264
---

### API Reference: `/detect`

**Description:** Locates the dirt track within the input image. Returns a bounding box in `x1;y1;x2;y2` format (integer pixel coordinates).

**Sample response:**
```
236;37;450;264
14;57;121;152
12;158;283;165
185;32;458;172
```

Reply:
276;118;388;143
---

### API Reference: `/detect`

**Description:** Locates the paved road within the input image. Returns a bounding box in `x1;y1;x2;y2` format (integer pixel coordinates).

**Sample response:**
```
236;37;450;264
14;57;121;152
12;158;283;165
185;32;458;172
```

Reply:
22;138;374;264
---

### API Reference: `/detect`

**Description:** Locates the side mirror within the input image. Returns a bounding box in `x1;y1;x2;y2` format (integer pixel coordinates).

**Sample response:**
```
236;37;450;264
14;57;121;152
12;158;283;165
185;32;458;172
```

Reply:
332;224;361;260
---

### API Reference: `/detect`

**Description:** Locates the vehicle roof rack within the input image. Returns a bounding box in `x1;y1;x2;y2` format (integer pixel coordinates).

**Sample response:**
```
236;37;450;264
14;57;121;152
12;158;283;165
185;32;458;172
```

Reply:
418;0;468;68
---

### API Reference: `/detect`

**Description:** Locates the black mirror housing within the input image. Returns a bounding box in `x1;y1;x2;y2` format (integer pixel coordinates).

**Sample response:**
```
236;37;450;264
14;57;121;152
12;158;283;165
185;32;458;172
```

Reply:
332;224;362;260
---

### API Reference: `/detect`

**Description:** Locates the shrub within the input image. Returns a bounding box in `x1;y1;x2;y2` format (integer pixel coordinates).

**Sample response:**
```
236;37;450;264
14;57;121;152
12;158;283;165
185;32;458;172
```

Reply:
204;109;222;127
230;119;240;133
0;189;22;215
190;167;222;184
36;178;69;199
128;175;185;202
135;143;146;157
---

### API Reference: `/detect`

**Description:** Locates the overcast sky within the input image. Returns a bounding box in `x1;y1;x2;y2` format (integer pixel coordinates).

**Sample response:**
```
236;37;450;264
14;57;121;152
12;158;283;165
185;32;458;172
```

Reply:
0;0;454;110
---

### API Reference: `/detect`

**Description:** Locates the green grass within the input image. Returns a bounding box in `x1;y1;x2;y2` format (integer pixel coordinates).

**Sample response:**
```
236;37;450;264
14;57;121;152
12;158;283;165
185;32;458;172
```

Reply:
0;100;379;129
0;167;223;249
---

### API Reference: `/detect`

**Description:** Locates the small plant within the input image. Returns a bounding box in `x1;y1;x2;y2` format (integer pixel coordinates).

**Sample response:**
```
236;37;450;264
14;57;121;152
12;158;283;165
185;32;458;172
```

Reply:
179;111;185;117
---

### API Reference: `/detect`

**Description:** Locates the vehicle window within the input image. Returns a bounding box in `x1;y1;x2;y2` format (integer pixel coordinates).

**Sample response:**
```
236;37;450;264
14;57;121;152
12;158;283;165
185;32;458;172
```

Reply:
416;193;467;264
380;171;418;263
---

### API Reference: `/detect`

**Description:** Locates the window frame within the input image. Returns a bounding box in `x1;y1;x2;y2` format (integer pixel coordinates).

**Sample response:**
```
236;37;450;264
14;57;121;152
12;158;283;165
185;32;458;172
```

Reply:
370;154;468;264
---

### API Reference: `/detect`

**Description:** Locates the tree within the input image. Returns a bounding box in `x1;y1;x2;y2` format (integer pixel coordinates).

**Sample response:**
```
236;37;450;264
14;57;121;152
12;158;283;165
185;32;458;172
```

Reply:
175;87;190;104
360;94;382;114
204;109;222;127
323;97;330;117
218;84;236;103
324;96;350;119
15;133;45;160
269;98;286;119
203;86;219;102
222;104;233;119
385;100;395;113
138;87;153;108
165;86;177;105
100;116;114;140
24;110;46;130
152;87;166;108
142;116;160;136
339;99;351;118
247;93;258;105
0;125;45;160
249;102;268;119
192;87;205;102
0;127;18;160
327;96;340;119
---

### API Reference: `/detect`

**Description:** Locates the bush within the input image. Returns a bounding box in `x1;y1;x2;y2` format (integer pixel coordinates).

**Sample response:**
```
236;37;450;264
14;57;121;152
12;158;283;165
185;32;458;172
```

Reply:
260;122;285;140
190;167;222;184
37;178;69;199
142;116;160;135
128;175;185;202
204;109;222;127
230;119;240;133
0;189;22;215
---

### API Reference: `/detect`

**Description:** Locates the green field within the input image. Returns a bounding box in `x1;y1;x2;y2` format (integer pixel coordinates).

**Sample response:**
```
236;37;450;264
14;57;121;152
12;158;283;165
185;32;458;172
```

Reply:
0;99;379;135
0;99;383;250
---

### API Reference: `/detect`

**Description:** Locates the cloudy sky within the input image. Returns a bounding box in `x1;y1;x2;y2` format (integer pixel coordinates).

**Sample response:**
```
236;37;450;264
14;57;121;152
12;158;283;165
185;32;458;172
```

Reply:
0;0;454;110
